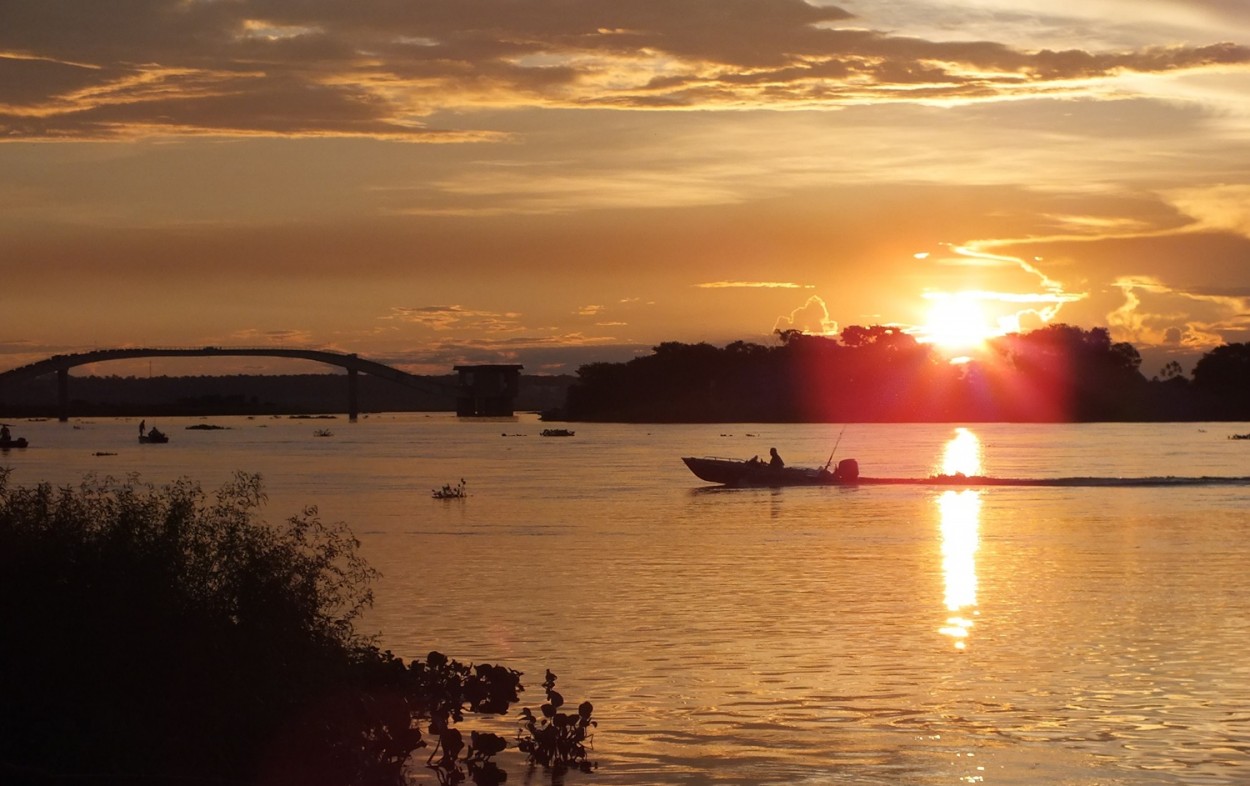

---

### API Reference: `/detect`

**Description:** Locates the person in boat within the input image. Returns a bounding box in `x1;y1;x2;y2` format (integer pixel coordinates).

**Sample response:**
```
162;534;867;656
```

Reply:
769;447;784;469
1;425;10;441
139;419;146;436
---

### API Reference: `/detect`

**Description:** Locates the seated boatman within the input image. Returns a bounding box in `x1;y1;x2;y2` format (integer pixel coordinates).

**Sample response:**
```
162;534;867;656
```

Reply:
769;447;784;469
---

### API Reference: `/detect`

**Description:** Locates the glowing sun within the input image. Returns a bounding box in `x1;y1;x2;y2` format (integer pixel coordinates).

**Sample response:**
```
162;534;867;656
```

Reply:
921;293;997;352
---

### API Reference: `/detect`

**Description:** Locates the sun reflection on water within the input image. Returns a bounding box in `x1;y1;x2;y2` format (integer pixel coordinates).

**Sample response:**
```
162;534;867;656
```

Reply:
940;426;983;476
938;429;982;650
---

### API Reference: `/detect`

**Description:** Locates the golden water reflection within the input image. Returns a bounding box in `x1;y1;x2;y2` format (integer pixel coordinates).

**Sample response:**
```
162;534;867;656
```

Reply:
941;426;982;476
938;428;982;650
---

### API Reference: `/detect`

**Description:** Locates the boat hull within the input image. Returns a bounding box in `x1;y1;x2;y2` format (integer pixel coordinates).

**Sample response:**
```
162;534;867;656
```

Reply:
682;456;858;486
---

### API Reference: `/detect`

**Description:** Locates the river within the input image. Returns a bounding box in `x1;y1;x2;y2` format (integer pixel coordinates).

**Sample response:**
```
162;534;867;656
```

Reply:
3;414;1249;785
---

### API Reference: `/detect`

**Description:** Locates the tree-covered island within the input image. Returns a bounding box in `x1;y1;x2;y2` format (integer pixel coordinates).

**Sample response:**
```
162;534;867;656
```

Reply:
557;325;1250;423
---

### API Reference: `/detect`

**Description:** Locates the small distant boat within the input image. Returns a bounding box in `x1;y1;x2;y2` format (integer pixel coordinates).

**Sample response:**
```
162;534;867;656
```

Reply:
139;428;169;444
0;424;26;448
1230;433;1250;440
541;428;575;437
683;456;860;486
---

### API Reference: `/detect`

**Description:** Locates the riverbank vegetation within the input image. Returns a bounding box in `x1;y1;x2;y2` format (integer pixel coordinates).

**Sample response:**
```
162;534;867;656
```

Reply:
0;470;594;785
560;326;1250;422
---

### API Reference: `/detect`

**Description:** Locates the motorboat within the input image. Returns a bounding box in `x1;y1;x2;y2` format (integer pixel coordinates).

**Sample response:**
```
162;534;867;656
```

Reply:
139;428;169;444
682;456;859;486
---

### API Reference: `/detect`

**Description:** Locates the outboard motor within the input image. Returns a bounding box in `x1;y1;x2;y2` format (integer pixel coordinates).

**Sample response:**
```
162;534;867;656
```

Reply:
834;458;859;481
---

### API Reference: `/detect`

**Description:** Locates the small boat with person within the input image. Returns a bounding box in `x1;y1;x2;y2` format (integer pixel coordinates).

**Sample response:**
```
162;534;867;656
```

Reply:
0;423;27;449
139;427;169;444
683;455;860;486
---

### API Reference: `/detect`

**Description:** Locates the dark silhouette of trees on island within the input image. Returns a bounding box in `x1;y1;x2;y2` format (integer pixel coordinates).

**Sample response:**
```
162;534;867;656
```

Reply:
560;325;1250;422
0;470;595;786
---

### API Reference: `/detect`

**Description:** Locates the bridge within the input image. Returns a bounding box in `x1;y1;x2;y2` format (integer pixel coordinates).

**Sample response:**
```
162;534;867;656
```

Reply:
0;348;522;421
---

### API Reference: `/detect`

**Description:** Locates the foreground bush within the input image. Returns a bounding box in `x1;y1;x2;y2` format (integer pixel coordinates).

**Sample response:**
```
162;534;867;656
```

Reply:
0;470;593;786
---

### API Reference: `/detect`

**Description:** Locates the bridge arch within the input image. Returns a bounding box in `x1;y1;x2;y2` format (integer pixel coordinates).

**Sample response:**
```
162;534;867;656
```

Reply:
0;347;463;421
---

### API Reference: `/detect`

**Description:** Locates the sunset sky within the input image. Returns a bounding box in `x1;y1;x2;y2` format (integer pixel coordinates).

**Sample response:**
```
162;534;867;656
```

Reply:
3;0;1250;377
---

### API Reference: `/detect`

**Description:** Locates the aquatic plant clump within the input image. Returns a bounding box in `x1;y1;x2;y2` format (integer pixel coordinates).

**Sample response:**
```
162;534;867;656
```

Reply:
517;670;598;775
433;478;468;499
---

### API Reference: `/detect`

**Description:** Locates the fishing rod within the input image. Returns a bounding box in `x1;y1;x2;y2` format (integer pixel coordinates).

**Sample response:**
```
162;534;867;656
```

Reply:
823;424;848;471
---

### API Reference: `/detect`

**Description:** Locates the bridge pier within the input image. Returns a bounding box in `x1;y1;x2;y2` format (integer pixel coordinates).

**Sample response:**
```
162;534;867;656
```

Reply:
348;368;358;422
58;368;69;422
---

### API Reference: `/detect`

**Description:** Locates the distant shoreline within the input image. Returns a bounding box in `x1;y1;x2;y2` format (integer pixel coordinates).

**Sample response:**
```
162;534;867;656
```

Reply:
0;372;573;420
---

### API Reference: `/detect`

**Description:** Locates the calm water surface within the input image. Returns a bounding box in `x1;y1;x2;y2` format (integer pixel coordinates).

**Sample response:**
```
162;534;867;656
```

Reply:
5;415;1250;785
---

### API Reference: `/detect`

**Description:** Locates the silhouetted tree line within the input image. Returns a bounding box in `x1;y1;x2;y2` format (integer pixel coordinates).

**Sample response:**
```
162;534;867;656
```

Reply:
559;325;1250;422
0;470;595;786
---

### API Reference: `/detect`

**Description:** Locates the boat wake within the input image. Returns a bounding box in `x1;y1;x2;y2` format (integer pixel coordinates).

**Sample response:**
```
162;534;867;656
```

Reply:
859;475;1250;487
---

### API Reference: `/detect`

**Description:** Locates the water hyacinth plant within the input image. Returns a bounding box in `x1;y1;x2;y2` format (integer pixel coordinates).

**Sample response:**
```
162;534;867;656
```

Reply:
517;670;597;775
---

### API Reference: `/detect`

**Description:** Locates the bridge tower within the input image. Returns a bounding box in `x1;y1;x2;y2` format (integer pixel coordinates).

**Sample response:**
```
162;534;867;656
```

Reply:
454;364;523;416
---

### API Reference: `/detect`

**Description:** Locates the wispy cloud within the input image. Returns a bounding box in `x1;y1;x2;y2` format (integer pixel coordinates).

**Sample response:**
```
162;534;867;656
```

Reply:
227;328;317;345
383;305;525;332
697;281;812;289
1166;184;1250;237
380;332;632;374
